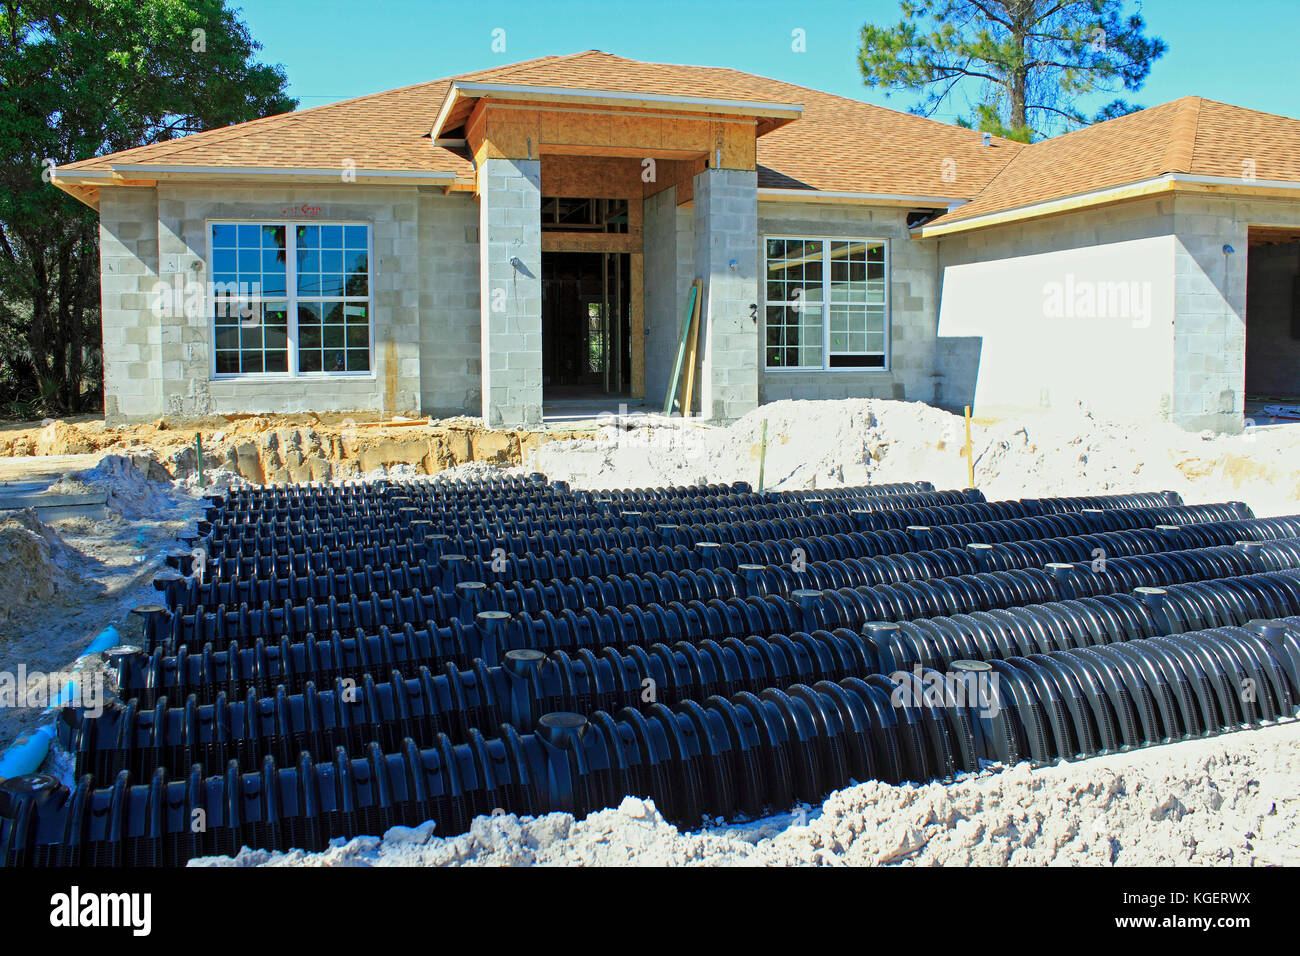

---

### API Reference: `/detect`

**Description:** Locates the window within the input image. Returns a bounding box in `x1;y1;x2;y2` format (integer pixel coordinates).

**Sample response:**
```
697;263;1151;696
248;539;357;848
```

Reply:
764;237;888;370
539;197;629;233
210;222;372;377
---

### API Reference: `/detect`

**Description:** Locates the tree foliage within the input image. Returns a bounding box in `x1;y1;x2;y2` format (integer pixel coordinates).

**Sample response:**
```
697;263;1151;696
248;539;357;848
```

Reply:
0;0;295;416
858;0;1167;141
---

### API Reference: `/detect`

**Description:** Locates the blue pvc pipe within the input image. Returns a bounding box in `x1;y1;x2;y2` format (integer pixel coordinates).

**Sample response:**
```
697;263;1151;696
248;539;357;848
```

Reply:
79;624;122;659
0;724;57;779
0;624;121;779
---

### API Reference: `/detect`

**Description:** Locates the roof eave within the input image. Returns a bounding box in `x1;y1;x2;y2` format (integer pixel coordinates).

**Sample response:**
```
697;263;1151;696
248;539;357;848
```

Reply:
54;163;461;189
913;172;1300;238
759;187;968;208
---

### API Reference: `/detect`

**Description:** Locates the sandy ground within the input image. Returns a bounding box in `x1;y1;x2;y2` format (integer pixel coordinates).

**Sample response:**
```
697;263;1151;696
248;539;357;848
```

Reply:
2;399;1298;866
0;456;201;746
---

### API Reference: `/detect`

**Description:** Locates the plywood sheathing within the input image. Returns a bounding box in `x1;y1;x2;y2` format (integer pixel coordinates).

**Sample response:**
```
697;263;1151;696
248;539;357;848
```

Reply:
468;101;756;170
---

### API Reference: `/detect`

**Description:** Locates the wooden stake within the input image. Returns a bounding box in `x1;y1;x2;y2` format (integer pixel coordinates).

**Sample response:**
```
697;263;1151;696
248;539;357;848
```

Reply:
680;283;702;416
663;279;701;415
758;418;768;493
964;405;975;488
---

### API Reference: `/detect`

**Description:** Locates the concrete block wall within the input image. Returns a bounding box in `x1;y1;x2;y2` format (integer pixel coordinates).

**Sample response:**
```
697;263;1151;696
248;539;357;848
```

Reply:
479;158;543;428
643;187;700;410
98;187;162;421
418;190;481;415
94;173;1300;433
1171;195;1300;430
693;168;759;421
643;186;678;405
90;183;432;422
937;198;1179;421
757;202;937;404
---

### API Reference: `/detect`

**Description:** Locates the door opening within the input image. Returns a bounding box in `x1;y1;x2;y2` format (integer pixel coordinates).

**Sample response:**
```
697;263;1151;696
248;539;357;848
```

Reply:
542;251;631;400
1245;228;1300;423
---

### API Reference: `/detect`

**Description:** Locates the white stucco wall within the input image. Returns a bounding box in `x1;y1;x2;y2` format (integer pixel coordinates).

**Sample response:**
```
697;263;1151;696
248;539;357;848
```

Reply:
937;199;1178;421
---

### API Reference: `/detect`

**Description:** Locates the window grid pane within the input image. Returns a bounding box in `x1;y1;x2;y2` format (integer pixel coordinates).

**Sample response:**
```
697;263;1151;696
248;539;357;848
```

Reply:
765;238;887;369
764;238;824;368
214;302;289;375
827;241;886;358
211;222;371;377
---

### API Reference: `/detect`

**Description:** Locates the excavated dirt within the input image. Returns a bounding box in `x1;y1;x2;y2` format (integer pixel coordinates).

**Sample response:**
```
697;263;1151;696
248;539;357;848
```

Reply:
0;510;95;635
0;414;578;484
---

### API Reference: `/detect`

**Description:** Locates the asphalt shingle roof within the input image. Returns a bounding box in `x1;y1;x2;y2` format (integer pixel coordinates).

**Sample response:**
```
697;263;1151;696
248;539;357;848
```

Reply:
60;51;1019;199
59;52;1300;227
929;96;1300;226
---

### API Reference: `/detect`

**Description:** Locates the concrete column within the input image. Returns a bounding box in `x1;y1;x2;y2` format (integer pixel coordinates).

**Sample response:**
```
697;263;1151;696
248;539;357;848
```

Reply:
98;186;162;422
1172;198;1247;432
479;158;543;427
693;167;759;421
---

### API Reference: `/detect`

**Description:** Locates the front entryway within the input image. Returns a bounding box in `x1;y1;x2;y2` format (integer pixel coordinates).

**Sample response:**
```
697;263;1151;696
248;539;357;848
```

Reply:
542;251;631;401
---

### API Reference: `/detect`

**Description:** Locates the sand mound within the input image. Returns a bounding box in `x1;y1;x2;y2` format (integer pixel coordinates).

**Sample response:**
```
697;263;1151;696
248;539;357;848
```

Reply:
0;510;86;633
529;399;1300;516
71;453;180;521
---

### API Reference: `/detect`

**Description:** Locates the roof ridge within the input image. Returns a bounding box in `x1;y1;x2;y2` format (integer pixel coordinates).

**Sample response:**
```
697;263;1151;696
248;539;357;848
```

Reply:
1194;95;1300;124
999;96;1192;155
946;103;1179;212
451;51;597;83
501;52;1024;145
473;52;1029;148
1161;96;1201;174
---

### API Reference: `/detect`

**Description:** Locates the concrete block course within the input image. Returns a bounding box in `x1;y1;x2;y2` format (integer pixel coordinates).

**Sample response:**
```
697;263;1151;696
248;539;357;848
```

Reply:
89;168;1300;435
478;158;543;428
757;202;937;405
694;168;759;421
99;187;162;421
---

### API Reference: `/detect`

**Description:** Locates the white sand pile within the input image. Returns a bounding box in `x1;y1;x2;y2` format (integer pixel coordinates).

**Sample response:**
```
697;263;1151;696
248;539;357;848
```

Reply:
530;400;1300;517
0;509;88;632
62;452;183;520
191;719;1299;867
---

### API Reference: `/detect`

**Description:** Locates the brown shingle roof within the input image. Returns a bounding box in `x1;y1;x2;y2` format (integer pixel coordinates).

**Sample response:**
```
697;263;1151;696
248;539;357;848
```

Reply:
57;52;1300;226
928;96;1300;227
58;50;1018;199
60;78;473;175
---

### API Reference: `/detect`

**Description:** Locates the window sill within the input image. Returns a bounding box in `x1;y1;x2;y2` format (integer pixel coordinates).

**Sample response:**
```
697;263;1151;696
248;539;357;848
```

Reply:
764;366;892;374
210;373;378;383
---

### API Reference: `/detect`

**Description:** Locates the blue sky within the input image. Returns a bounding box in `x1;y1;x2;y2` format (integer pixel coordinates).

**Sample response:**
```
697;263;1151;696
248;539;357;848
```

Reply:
236;0;1300;127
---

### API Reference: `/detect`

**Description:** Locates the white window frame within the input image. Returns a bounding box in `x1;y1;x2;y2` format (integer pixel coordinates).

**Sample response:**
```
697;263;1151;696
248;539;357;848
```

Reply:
207;219;375;380
762;235;891;372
